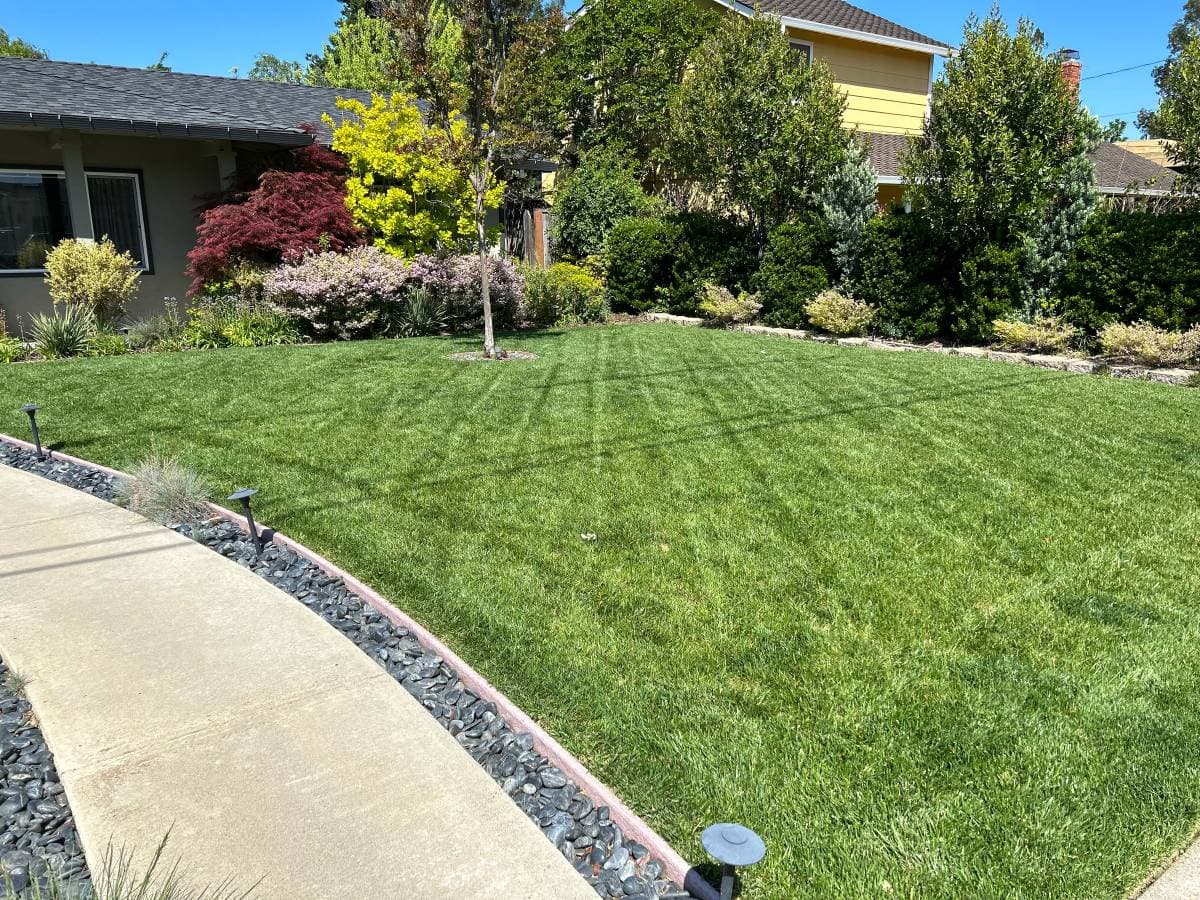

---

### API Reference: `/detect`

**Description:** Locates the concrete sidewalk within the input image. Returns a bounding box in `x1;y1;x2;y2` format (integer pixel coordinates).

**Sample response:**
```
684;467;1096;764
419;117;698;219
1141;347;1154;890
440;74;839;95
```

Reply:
0;465;595;899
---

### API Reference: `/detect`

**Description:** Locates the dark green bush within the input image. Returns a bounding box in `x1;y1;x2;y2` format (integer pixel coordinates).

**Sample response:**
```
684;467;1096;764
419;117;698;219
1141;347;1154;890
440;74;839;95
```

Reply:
854;214;942;341
552;151;655;262
666;212;757;315
750;219;832;328
1059;210;1200;333
953;243;1025;343
605;216;683;312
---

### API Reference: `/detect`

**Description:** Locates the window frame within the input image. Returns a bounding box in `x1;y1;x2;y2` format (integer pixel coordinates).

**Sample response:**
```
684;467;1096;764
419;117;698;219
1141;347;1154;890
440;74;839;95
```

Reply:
789;38;814;65
0;165;152;276
0;166;72;276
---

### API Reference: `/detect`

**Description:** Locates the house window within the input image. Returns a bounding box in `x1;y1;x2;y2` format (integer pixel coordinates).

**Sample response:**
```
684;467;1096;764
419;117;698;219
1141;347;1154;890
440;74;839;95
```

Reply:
0;170;72;272
87;172;150;270
0;168;149;273
789;39;813;65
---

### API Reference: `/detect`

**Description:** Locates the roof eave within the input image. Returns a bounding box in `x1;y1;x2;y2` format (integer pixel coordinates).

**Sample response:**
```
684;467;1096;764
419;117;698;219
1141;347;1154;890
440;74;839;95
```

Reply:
0;111;316;146
718;0;953;56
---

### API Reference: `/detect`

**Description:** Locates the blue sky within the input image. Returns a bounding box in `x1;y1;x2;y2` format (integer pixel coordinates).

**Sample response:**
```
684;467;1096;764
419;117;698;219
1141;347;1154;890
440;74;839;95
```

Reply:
1;0;1183;137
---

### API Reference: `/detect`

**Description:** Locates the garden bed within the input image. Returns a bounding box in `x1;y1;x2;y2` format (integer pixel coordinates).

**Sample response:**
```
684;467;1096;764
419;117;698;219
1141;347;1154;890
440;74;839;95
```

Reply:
0;439;707;900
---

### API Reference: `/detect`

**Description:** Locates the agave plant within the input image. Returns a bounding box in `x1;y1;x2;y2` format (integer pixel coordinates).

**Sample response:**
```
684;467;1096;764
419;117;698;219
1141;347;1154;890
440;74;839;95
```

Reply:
29;305;96;359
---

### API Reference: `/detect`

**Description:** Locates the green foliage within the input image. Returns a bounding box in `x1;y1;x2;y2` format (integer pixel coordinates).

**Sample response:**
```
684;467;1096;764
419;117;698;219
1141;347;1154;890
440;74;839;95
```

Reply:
903;12;1101;329
43;238;141;326
750;220;832;328
804;289;875;336
387;287;447;337
1099;320;1200;366
329;93;493;256
126;303;185;351
310;10;415;94
0;334;26;364
183;297;300;350
854;213;943;341
1058;210;1200;333
548;0;717;175
604;216;682;312
697;283;761;325
816;138;878;284
524;263;608;325
1139;0;1200;186
551;151;654;262
0;27;46;59
992;315;1080;353
29;305;96;359
248;54;307;84
669;14;850;246
85;330;130;357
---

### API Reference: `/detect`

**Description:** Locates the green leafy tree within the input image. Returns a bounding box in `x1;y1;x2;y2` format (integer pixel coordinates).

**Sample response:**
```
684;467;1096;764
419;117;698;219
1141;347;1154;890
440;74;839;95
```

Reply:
668;14;850;249
1100;118;1128;142
550;150;654;261
548;0;717;177
249;53;307;83
0;27;46;59
386;0;560;357
902;12;1100;333
327;93;489;256
1138;1;1200;188
308;9;414;93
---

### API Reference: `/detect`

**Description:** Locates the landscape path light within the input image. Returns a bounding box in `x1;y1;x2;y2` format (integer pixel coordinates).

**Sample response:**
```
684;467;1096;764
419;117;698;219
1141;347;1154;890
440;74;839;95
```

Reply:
227;488;264;555
702;822;765;900
19;404;43;459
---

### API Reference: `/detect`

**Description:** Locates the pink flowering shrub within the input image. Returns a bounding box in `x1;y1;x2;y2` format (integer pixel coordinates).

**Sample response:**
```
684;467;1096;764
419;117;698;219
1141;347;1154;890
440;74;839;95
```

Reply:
263;246;409;339
265;248;526;339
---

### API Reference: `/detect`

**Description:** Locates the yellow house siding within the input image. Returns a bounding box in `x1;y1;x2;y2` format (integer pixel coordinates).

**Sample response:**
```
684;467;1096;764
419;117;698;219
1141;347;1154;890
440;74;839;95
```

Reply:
787;28;933;135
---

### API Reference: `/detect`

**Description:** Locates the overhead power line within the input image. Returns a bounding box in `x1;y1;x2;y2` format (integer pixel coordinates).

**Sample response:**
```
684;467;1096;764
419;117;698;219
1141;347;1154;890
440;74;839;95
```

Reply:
1081;59;1166;81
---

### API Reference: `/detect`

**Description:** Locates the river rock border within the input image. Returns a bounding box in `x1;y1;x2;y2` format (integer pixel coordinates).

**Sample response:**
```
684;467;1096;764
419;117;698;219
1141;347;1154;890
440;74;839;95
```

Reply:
646;313;1199;387
0;439;712;900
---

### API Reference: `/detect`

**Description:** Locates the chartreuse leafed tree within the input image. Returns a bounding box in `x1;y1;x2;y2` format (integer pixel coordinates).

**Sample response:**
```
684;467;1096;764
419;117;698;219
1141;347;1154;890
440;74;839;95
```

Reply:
1139;0;1200;189
327;94;489;256
386;0;561;357
668;14;851;251
902;11;1100;334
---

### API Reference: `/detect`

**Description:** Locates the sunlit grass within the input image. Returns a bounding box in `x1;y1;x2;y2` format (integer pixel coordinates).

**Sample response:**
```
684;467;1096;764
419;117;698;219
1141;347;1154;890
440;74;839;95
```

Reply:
3;324;1200;898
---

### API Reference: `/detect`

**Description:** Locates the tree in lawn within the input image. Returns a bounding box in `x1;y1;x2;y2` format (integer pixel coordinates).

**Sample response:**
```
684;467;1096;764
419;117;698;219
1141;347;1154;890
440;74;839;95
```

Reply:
386;0;560;357
1138;0;1200;189
902;12;1100;339
186;143;362;294
668;15;850;252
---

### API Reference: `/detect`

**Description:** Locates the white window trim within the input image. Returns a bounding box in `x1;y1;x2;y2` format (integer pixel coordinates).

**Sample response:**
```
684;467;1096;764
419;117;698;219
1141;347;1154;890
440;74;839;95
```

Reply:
86;170;151;272
0;167;150;274
0;168;69;274
789;38;814;65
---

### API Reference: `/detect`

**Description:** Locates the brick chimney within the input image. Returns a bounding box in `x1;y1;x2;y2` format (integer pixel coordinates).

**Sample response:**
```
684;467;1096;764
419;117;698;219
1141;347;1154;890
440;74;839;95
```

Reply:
1059;49;1082;98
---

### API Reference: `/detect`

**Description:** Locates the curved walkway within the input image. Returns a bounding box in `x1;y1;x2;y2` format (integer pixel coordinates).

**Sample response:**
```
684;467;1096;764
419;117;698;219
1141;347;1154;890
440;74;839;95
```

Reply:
0;464;595;899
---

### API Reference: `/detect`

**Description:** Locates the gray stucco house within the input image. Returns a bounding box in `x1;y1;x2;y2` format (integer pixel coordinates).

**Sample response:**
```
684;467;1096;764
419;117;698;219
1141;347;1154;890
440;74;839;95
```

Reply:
0;57;377;327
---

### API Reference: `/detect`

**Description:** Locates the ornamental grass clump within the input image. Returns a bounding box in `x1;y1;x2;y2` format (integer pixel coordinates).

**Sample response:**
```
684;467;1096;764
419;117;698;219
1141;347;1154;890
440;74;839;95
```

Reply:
116;452;212;525
991;315;1080;353
697;282;761;325
804;289;875;336
43;238;141;326
1099;321;1200;367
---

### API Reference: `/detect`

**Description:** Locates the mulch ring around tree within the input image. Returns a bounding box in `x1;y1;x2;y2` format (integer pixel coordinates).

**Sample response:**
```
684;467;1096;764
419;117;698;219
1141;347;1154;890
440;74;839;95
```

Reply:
448;349;538;362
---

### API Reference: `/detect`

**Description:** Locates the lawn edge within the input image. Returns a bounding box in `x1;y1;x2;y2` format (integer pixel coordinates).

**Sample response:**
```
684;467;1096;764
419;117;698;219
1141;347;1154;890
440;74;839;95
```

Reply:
0;431;720;900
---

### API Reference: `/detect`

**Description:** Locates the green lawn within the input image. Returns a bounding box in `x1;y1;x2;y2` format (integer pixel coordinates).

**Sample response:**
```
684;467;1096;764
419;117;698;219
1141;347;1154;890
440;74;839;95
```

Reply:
4;323;1200;898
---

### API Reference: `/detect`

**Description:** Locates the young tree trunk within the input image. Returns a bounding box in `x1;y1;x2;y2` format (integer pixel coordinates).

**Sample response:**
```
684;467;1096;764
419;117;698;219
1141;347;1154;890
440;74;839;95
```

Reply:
474;162;495;358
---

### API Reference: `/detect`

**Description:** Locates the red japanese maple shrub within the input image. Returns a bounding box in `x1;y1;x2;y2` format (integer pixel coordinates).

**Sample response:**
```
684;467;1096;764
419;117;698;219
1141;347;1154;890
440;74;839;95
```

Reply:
186;143;363;295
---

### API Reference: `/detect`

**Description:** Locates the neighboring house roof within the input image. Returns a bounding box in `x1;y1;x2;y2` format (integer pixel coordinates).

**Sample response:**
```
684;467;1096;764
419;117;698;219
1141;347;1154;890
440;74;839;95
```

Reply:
716;0;952;54
1118;138;1181;171
864;132;1178;195
0;57;372;146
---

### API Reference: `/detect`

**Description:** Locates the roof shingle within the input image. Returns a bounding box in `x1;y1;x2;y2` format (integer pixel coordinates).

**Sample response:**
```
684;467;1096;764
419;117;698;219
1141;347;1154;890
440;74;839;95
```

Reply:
0;57;372;144
753;0;951;50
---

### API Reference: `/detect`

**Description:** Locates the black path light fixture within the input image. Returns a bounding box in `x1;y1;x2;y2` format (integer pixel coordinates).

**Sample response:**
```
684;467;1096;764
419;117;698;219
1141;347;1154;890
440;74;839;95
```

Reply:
702;822;766;900
227;487;265;555
19;404;43;459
